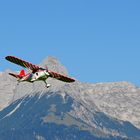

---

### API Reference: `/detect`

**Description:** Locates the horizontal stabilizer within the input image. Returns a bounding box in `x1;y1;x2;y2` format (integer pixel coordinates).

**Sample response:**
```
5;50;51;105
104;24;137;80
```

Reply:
9;73;21;78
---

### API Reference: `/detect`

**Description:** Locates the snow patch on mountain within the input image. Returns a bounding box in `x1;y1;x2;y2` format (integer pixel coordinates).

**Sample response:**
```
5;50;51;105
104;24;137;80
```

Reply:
3;101;22;118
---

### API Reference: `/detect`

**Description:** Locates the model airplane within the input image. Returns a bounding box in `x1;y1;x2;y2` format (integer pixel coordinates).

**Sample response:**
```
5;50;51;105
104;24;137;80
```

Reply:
5;56;75;88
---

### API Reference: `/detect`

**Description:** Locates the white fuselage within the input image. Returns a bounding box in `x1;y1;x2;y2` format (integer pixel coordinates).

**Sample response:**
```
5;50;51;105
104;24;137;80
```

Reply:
31;70;50;82
20;70;50;82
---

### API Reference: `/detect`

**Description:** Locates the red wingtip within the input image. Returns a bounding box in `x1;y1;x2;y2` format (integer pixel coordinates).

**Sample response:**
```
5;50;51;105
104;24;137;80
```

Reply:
19;70;25;77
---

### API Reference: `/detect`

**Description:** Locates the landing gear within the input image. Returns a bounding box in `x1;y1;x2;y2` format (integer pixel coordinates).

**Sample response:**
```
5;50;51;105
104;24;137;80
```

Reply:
17;80;20;86
44;80;51;88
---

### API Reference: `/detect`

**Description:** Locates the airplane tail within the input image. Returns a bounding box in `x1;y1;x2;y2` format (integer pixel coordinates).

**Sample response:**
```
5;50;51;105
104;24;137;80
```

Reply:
9;70;26;79
19;70;25;77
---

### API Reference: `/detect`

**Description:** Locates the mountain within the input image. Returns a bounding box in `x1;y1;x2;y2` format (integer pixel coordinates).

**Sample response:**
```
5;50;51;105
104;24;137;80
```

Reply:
0;56;140;140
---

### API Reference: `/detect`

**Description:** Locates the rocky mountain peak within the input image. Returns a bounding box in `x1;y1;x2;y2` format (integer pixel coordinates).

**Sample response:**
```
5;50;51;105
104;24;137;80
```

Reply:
0;56;140;139
40;56;68;75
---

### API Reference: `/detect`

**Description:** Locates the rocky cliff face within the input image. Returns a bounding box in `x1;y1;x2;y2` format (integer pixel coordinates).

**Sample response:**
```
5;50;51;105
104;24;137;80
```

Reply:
0;56;140;140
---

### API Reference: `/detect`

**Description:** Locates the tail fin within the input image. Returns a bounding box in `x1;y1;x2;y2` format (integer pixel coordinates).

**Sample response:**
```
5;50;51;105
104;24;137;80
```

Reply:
9;70;26;79
19;70;25;77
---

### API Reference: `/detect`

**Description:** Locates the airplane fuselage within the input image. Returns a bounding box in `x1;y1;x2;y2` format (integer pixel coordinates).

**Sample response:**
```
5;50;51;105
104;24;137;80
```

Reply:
31;70;50;82
19;70;50;83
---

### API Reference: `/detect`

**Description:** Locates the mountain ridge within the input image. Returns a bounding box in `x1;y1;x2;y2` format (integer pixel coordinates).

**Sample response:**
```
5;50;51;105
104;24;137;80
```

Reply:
0;56;140;139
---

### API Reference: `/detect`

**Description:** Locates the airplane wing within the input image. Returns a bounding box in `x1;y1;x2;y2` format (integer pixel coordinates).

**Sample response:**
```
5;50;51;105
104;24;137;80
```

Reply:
5;56;40;72
48;71;75;83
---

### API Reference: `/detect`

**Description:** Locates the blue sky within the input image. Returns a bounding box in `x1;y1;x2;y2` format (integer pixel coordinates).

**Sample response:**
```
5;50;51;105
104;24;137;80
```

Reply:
0;0;140;85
